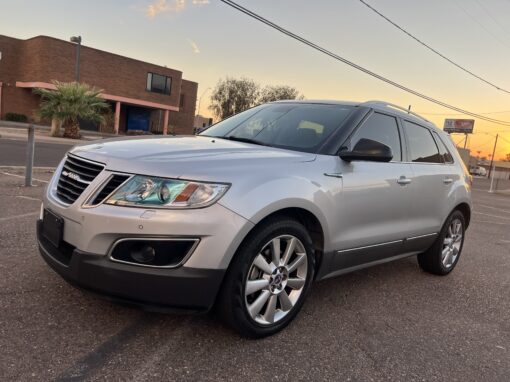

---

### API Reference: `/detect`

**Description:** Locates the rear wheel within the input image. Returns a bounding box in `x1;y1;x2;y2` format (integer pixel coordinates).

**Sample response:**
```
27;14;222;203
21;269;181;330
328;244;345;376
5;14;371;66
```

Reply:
418;210;465;275
218;218;315;338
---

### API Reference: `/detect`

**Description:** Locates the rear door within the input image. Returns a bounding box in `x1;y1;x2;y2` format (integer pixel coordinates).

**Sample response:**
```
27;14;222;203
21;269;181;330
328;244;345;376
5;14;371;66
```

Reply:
402;121;453;250
330;111;413;271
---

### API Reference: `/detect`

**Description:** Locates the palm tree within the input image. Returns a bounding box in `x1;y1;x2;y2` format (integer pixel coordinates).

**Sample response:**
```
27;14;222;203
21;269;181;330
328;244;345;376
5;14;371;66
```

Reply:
34;81;110;139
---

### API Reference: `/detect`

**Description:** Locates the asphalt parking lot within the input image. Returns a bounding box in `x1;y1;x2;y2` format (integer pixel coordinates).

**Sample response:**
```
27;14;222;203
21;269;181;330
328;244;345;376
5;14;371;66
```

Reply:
0;172;508;381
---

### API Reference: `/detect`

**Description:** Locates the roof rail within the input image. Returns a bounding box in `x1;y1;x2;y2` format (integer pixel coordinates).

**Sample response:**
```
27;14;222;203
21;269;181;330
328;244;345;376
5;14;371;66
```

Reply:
362;100;431;124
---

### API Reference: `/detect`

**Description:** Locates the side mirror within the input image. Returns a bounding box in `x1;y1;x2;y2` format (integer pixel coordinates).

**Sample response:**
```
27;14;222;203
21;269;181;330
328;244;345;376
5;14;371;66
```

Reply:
339;138;393;162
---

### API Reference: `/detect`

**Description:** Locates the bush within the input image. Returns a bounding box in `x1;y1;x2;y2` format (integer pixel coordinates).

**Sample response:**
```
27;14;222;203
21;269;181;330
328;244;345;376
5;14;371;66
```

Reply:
5;112;28;123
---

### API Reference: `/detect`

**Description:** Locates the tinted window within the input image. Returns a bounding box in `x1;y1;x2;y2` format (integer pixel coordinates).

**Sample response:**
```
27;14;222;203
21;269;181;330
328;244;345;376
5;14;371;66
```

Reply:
201;103;354;153
433;132;454;163
351;112;402;161
404;121;442;163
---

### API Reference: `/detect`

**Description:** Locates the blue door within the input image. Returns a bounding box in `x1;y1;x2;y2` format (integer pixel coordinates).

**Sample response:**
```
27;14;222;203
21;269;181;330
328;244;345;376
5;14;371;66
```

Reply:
126;107;150;132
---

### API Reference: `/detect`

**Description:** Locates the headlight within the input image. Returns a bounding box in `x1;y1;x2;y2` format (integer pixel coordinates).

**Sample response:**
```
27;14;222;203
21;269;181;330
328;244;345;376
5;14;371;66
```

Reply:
105;176;229;209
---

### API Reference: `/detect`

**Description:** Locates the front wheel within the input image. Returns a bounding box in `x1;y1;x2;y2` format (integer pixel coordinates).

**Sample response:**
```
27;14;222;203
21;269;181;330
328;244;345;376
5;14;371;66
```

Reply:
418;210;466;275
217;218;315;338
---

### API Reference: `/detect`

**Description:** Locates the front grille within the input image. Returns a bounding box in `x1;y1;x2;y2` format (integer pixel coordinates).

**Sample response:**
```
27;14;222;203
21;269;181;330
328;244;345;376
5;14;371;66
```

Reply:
56;155;104;204
90;174;130;205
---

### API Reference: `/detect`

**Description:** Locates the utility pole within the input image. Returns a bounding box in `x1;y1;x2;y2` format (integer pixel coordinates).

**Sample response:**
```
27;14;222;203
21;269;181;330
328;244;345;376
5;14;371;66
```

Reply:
488;134;499;179
70;36;82;82
196;87;211;117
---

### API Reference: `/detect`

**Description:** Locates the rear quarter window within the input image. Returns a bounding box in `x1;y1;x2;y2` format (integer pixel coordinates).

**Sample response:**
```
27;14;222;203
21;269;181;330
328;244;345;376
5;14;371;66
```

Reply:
404;121;442;163
433;132;454;164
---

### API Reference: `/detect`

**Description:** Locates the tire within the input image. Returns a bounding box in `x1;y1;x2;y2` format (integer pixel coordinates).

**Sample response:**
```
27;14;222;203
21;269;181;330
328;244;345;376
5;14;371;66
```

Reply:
418;210;466;276
217;217;315;338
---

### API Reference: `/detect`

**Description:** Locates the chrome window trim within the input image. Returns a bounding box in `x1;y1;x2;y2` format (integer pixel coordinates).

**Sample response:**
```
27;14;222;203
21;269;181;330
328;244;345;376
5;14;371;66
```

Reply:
336;239;403;254
400;161;456;166
107;237;201;269
406;233;438;241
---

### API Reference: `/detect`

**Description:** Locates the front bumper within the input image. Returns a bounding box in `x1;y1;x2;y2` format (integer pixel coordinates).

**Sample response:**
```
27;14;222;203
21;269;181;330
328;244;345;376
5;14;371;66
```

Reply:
37;221;225;312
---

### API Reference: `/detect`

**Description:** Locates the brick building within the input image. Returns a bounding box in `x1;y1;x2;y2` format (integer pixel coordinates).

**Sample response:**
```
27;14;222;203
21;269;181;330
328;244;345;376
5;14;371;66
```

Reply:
0;34;198;135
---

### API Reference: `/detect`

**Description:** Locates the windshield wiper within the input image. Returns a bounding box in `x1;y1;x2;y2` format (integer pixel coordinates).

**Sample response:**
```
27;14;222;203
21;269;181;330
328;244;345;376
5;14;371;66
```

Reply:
223;136;271;147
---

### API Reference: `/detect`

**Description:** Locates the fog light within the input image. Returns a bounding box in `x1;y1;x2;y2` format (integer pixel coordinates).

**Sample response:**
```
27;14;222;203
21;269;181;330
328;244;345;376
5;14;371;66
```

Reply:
131;244;156;263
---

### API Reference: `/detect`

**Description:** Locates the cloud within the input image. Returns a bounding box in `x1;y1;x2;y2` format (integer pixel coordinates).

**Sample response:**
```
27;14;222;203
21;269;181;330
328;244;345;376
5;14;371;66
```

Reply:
145;0;208;19
146;0;186;18
187;39;200;54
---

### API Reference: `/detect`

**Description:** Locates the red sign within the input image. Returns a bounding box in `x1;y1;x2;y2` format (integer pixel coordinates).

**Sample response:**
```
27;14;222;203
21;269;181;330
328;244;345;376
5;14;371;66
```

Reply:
443;119;474;133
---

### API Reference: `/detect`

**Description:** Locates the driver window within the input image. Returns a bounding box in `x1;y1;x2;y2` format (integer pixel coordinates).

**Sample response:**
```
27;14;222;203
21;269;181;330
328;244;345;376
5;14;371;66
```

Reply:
350;112;402;161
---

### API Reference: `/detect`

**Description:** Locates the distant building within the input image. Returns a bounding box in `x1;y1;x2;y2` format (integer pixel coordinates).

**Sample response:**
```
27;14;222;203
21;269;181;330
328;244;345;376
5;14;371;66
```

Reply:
193;115;213;133
467;152;510;180
0;34;197;135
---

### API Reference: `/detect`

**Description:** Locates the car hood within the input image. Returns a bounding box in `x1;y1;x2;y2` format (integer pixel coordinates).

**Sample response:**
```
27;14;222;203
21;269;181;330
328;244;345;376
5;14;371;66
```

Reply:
70;135;316;181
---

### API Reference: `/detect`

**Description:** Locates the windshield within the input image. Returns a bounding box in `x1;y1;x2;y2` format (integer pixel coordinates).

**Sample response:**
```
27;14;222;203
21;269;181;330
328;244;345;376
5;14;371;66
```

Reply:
200;103;354;153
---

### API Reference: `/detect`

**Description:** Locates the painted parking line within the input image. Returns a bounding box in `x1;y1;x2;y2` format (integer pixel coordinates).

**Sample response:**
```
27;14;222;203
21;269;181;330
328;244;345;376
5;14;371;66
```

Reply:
473;212;510;221
0;211;39;222
16;195;41;202
475;204;510;215
1;171;49;183
472;219;510;226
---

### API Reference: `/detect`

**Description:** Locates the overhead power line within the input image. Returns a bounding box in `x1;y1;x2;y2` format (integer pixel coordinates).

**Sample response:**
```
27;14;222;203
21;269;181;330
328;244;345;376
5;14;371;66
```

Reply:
473;0;510;35
453;0;510;50
357;0;510;95
418;110;510;116
219;0;510;126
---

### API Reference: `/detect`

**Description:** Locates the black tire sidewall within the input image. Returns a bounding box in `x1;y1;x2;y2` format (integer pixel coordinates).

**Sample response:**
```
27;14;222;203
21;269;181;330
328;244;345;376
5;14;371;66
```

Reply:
222;218;315;338
438;210;466;273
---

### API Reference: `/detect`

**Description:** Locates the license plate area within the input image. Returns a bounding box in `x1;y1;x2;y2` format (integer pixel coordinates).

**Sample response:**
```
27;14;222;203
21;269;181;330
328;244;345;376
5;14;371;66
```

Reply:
42;209;64;247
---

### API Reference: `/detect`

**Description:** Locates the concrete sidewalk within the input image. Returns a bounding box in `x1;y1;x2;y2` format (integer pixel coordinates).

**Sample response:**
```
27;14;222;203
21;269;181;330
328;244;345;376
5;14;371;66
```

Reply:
0;121;115;145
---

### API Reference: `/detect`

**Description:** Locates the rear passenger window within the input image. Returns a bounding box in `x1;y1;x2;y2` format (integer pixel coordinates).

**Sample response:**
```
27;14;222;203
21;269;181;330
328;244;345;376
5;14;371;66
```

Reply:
433;133;454;164
404;121;442;163
351;113;402;161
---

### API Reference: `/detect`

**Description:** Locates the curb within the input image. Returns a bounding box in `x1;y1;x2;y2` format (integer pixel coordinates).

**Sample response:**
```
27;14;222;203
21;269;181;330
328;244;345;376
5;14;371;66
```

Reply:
0;166;55;173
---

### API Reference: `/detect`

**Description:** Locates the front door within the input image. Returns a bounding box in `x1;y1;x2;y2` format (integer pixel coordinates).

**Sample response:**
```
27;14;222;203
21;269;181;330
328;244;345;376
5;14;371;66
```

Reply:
329;112;413;271
126;107;151;132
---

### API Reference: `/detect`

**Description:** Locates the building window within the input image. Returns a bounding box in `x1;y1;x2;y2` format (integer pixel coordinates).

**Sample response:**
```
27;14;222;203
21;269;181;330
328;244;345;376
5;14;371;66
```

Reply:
146;72;171;95
180;94;185;108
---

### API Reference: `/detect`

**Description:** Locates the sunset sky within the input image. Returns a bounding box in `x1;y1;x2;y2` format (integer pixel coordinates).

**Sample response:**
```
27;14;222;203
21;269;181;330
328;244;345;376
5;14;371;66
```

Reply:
1;0;510;159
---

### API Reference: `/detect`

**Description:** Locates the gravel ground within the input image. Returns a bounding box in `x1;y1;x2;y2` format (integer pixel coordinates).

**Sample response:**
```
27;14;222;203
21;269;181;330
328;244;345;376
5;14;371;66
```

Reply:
0;173;508;381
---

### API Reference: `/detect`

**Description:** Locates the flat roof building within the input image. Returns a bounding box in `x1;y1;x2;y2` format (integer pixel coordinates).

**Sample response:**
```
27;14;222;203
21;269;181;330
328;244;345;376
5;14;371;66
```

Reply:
0;34;198;135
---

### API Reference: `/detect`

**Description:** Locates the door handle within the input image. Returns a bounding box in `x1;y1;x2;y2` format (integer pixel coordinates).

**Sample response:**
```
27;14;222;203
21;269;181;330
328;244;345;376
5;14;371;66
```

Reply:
443;178;454;184
397;176;412;185
324;173;343;179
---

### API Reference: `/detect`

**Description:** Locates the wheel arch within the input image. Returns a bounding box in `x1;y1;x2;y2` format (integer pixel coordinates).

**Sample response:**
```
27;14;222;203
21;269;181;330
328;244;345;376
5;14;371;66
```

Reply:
454;202;471;228
213;206;326;311
229;206;326;277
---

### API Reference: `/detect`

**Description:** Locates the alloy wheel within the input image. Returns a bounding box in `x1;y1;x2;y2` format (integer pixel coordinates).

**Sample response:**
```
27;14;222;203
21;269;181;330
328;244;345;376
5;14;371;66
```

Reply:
244;235;308;325
441;218;463;269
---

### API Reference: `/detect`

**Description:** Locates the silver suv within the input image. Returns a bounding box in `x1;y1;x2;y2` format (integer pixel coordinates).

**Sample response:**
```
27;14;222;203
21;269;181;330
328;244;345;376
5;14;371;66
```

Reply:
37;100;472;337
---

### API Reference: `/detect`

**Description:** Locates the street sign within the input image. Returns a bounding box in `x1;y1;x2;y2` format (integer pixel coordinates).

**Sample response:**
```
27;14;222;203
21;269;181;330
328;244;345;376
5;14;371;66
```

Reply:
443;119;475;133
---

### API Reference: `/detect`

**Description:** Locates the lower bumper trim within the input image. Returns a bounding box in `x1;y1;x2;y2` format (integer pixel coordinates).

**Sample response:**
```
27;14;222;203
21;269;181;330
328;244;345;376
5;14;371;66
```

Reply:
37;220;225;312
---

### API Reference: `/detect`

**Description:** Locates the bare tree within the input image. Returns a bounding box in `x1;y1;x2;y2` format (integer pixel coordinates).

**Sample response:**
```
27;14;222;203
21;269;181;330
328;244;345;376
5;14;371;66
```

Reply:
209;77;259;120
259;85;304;104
